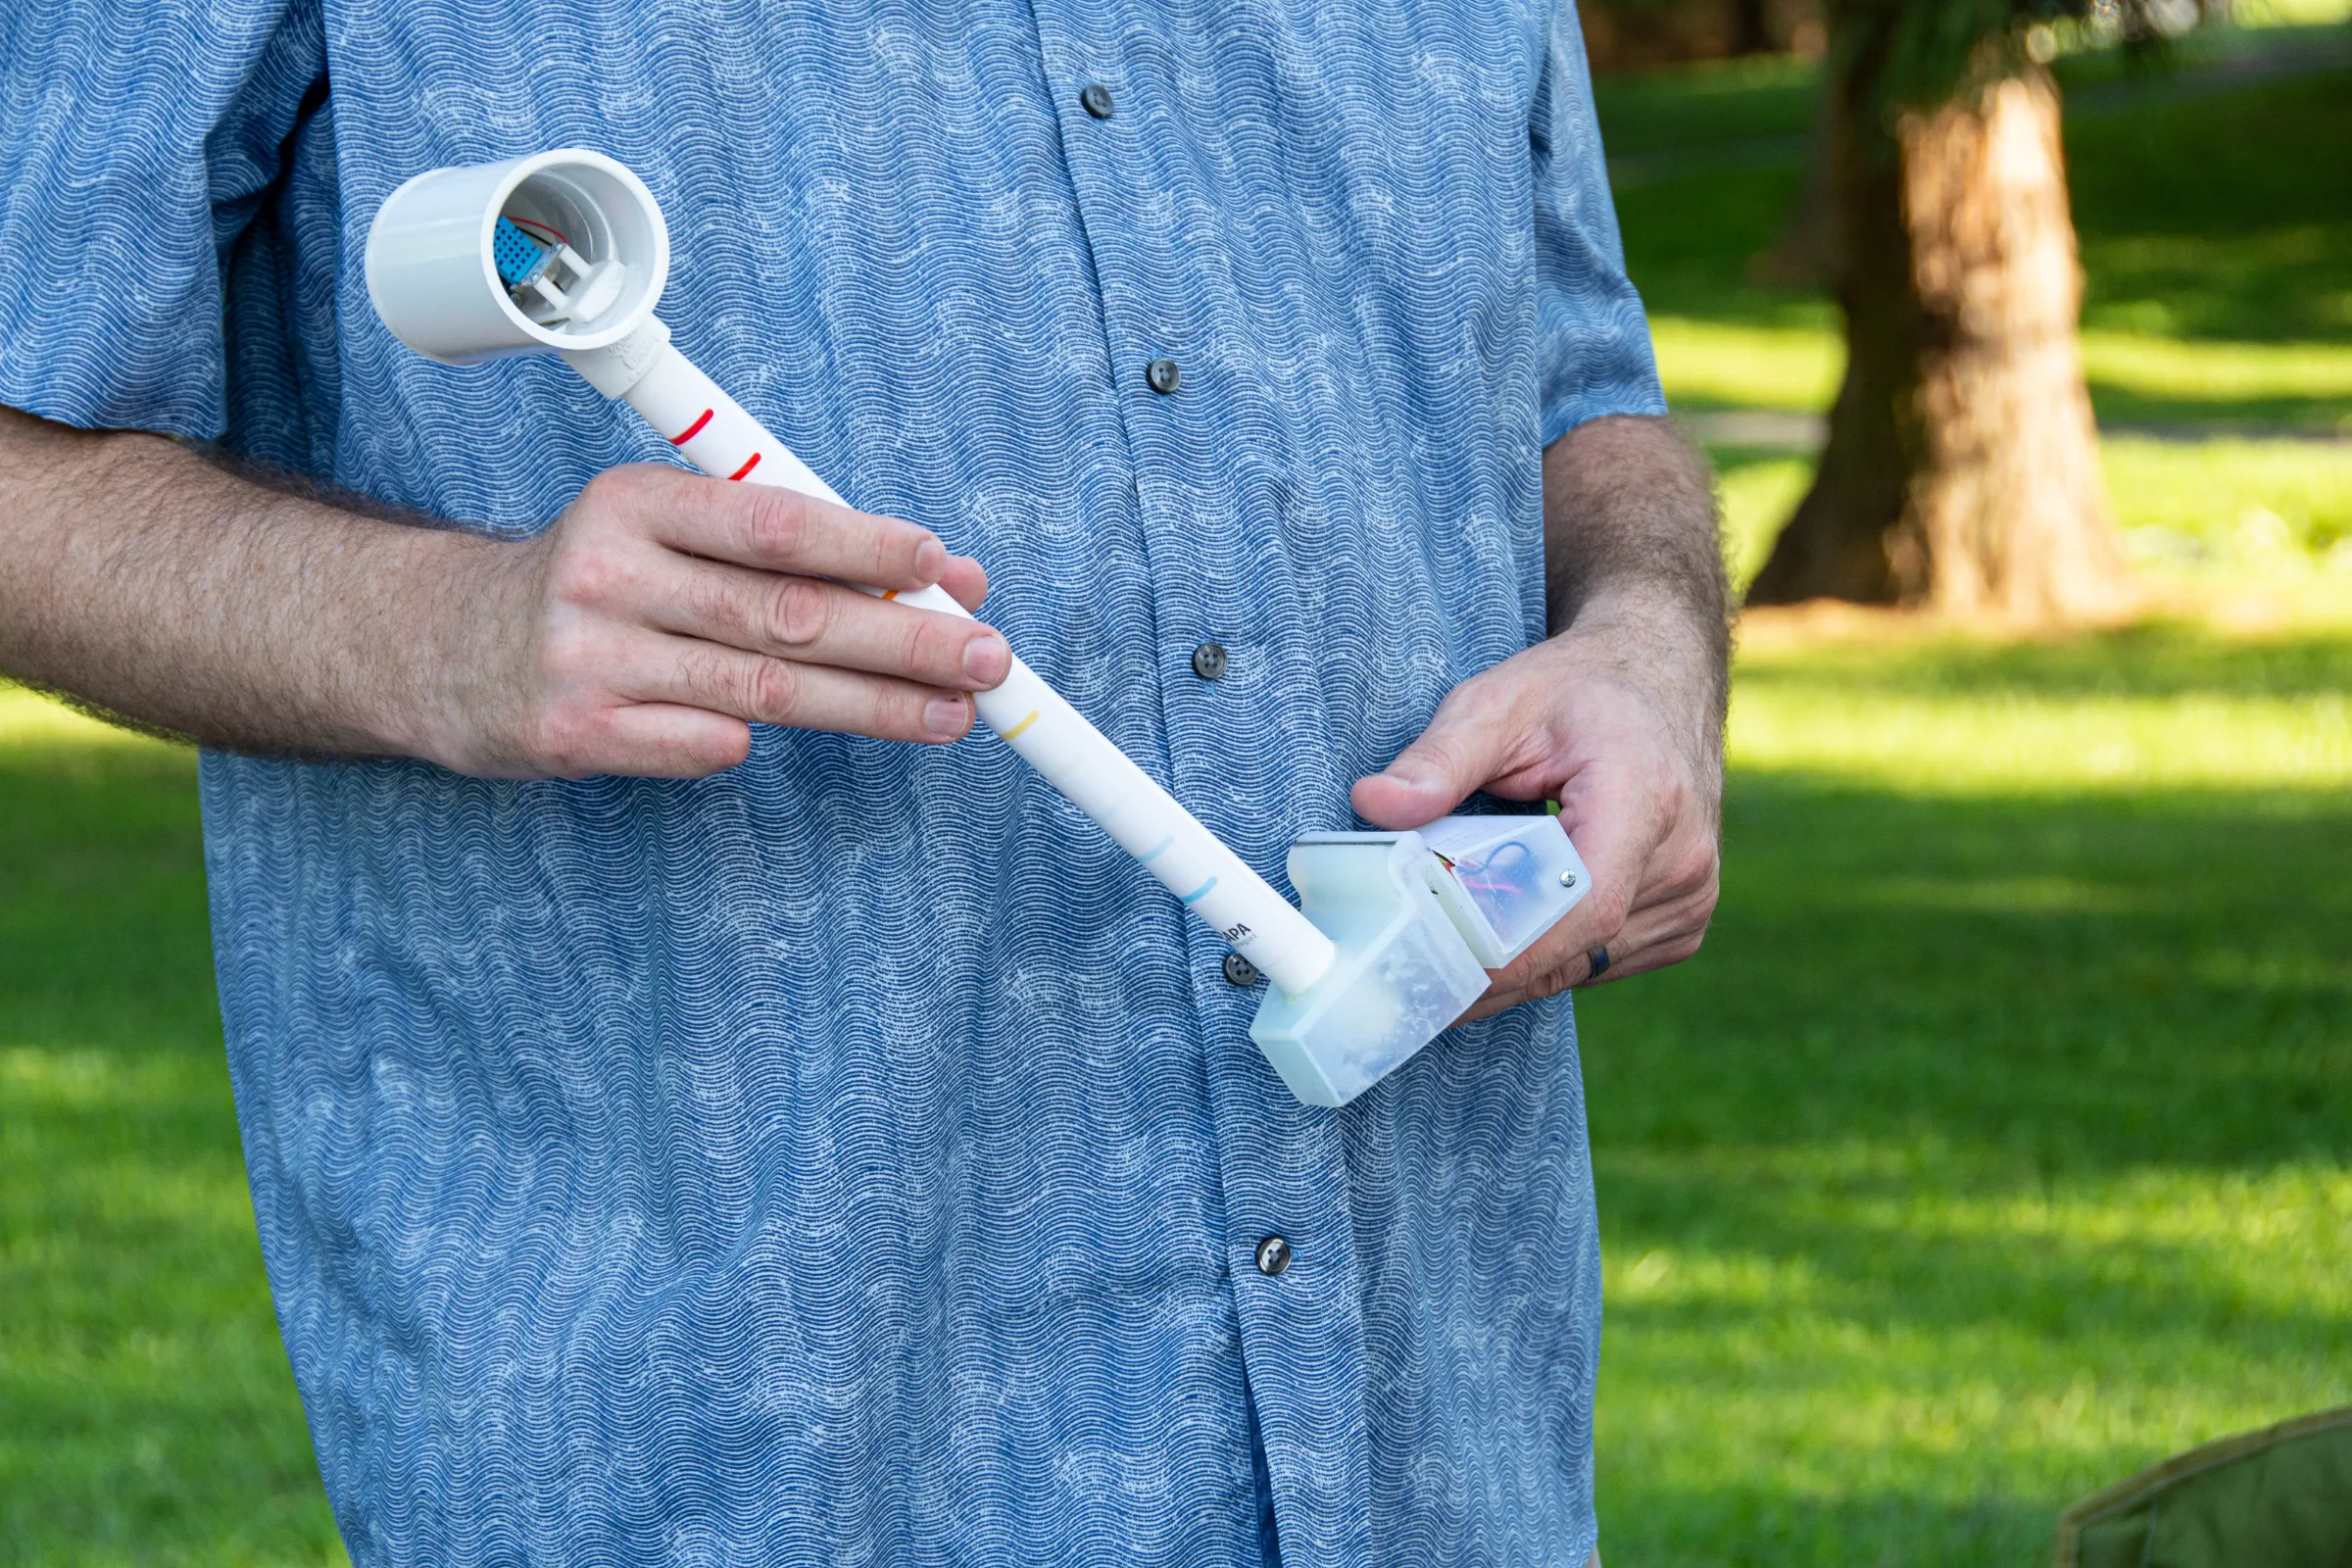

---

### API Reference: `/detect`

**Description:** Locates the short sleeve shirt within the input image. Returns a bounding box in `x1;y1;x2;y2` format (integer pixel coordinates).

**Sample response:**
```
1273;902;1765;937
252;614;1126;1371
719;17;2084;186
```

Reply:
0;1;1663;1563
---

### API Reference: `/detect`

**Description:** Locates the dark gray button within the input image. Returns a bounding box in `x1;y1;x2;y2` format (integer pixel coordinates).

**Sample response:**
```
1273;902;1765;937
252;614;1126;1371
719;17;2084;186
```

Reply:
1222;952;1260;988
1254;1236;1293;1277
1147;357;1181;395
1191;641;1228;680
1080;82;1115;119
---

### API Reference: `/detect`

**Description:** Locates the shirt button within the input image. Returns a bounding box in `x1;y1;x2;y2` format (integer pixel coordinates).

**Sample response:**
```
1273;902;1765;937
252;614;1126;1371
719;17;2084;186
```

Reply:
1222;952;1260;988
1191;641;1229;680
1080;81;1115;119
1146;357;1182;395
1254;1236;1293;1277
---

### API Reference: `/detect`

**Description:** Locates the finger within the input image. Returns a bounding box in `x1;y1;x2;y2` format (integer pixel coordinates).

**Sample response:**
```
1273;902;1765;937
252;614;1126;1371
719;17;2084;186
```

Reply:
939;554;989;613
623;633;978;744
1460;903;1697;1021
659;560;1011;689
612;466;955;593
1535;757;1666;961
1350;676;1531;830
541;703;755;780
1572;880;1715;988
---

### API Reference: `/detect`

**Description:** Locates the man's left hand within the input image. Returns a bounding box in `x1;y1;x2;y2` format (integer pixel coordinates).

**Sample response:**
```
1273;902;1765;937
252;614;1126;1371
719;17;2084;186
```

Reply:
1349;607;1723;1019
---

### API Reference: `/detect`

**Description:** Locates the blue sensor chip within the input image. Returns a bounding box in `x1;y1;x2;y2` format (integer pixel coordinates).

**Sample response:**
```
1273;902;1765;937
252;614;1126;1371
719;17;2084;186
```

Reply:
492;217;551;288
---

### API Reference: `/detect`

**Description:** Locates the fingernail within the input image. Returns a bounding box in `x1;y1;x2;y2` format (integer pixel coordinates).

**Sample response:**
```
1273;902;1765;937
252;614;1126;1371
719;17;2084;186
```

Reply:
1385;763;1433;788
963;632;1008;685
912;537;946;584
924;696;967;737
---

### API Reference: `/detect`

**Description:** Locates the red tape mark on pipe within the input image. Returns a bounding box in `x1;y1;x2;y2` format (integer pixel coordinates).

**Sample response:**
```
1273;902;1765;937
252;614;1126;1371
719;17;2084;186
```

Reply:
727;453;762;481
669;409;713;445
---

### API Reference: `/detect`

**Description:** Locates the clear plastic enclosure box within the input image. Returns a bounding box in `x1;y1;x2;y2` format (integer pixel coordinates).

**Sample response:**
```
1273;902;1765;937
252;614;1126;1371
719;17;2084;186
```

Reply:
1247;815;1591;1106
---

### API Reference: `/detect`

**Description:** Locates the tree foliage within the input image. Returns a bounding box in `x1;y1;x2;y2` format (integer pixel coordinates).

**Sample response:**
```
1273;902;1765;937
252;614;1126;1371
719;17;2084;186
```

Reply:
1834;0;2183;114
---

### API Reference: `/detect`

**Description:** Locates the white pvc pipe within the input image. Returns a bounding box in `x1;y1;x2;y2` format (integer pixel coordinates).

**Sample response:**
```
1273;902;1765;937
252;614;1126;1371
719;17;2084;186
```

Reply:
581;330;1336;996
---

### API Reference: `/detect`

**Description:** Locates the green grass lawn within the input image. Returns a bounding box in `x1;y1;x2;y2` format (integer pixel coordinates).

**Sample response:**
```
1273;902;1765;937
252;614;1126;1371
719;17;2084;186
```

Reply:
1585;617;2352;1564
0;702;344;1567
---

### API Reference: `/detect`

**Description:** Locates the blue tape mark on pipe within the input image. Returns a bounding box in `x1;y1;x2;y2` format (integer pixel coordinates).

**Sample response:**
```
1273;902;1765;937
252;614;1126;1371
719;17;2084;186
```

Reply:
1138;835;1176;864
1180;876;1218;906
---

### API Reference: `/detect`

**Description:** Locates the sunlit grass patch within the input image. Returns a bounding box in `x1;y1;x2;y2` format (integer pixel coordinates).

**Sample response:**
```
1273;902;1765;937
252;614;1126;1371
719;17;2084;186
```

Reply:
1732;676;2350;790
2081;326;2352;430
2230;0;2352;29
1658;312;2352;431
2104;435;2352;566
1654;316;1840;412
1729;621;2352;790
1706;437;2352;600
1710;449;1815;586
0;685;171;751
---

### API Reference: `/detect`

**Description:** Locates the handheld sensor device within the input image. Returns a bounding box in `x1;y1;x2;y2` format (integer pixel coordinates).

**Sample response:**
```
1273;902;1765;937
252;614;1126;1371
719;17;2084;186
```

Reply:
365;150;1591;1106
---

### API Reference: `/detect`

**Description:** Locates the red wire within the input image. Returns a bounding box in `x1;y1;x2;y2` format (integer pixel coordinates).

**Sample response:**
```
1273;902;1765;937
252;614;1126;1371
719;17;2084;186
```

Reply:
508;215;570;247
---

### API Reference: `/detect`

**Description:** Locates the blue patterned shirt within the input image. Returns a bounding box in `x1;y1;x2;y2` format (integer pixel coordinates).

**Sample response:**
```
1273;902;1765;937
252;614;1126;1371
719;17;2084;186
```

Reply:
0;0;1661;1562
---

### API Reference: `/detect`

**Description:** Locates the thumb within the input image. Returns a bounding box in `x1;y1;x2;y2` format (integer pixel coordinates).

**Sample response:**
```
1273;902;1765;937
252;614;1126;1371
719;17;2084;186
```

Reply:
1350;688;1518;831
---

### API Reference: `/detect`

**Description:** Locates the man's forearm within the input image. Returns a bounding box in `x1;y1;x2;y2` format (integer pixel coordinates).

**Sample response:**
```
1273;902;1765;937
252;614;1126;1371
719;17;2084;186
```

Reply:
1542;414;1731;776
0;407;496;758
0;405;1011;778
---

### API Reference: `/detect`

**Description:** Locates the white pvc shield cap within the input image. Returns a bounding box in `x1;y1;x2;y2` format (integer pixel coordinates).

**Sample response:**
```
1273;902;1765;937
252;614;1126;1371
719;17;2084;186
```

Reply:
365;149;669;364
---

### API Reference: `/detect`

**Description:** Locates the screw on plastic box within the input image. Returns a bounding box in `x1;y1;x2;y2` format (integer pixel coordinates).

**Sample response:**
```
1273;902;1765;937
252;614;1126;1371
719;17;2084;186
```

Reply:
364;149;1593;1108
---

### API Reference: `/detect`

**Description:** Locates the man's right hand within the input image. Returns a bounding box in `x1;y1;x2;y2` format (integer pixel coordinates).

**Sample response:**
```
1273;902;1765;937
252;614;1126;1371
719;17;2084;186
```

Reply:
0;408;1008;777
419;464;1009;778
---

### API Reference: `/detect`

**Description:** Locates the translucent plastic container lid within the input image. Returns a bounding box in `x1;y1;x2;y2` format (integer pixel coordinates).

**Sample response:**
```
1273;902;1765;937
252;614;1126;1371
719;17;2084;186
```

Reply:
1418;814;1590;968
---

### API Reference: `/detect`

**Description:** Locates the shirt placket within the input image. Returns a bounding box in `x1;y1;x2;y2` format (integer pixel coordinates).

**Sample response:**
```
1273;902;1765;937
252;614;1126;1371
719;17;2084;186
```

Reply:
1018;6;1377;1564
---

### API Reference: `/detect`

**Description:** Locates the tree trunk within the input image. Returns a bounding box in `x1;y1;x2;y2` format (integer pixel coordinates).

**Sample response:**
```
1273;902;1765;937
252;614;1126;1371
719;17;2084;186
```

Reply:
1746;53;2133;622
1729;0;1774;56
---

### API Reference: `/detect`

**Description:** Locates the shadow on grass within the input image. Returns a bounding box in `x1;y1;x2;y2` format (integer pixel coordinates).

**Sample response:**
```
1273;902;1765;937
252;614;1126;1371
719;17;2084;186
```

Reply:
0;740;213;1050
1589;773;2351;1166
1594;1476;2064;1568
2069;69;2352;348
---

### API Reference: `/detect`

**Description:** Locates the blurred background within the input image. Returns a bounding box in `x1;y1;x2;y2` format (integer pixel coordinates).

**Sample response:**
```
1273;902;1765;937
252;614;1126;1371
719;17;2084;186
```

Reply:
1;4;2346;1564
